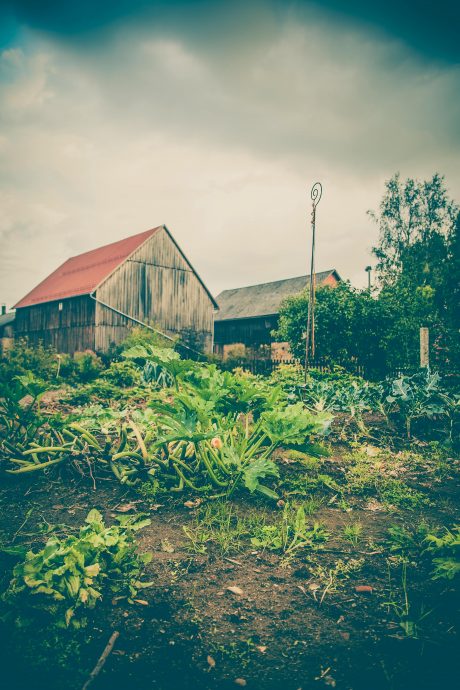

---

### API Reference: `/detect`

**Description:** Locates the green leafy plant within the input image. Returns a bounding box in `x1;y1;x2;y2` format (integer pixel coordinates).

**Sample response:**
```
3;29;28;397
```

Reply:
342;521;363;546
250;503;329;557
385;370;448;439
2;510;153;627
424;526;460;580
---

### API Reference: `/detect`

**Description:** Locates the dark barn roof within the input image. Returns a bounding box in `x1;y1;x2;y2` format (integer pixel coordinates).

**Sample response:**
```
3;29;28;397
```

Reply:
215;270;340;321
0;311;15;329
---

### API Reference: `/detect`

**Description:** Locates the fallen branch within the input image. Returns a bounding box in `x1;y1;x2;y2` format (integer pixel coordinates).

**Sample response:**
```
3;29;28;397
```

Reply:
81;631;120;690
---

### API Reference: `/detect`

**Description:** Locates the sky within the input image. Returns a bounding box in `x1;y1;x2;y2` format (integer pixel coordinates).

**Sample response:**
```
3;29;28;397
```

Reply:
1;0;459;309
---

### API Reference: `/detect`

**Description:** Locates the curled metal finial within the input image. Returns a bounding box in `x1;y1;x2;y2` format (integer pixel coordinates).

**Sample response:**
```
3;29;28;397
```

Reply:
311;182;322;208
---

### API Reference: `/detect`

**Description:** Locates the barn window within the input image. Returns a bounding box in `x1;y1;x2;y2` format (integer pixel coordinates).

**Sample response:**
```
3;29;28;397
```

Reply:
58;302;63;311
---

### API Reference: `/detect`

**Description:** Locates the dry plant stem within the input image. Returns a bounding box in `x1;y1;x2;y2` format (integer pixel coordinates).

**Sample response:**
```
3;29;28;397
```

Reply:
81;630;120;690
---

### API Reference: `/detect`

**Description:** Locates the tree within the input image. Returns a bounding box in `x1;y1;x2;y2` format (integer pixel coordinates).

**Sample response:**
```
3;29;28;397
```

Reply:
368;172;458;282
274;282;390;376
369;173;459;371
275;173;459;376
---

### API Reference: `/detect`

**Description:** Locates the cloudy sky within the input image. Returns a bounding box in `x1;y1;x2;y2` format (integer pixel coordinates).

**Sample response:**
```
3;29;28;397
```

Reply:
1;0;459;309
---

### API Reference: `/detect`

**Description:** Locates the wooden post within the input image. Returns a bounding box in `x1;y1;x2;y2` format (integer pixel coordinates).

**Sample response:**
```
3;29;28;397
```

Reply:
420;327;429;368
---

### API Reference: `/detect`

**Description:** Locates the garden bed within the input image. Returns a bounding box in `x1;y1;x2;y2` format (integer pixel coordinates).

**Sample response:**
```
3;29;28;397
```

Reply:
0;438;458;690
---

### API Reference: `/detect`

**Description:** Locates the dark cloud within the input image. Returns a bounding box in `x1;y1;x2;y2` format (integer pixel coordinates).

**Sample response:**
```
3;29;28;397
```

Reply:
2;1;460;63
0;1;459;309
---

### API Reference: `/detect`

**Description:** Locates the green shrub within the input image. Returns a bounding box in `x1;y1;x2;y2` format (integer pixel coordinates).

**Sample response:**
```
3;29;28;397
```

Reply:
0;338;59;385
2;509;153;628
72;351;104;383
101;360;141;387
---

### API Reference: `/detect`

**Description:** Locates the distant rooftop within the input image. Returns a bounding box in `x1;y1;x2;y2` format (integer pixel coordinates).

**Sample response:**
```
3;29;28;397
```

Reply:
0;311;15;333
215;270;340;321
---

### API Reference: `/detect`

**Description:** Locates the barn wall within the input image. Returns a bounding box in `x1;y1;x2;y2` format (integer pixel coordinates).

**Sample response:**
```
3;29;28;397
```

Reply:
94;227;215;353
214;315;278;349
14;296;96;353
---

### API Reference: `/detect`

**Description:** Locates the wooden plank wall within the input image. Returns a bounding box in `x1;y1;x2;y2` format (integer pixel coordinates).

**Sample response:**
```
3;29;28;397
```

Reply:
214;315;278;349
14;296;95;353
95;228;215;352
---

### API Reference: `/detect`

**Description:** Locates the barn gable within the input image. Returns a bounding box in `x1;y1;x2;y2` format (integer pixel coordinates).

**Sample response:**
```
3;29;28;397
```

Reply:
93;226;217;352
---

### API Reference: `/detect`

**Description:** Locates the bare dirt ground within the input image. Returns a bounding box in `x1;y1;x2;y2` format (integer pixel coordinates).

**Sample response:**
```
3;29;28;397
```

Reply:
0;447;458;690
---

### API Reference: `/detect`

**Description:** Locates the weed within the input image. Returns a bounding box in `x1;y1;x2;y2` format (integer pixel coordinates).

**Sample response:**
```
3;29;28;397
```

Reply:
384;560;433;639
343;449;429;509
342;521;363;546
183;502;266;555
250;503;329;559
424;525;460;580
308;557;364;603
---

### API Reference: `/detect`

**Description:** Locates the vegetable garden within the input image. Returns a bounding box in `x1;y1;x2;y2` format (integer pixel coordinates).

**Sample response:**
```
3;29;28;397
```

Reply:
0;336;458;690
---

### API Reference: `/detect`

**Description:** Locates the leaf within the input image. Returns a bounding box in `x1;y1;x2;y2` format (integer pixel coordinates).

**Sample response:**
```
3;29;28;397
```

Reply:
207;655;216;670
226;586;244;596
243;458;279;493
85;563;101;577
255;484;279;500
85;509;103;526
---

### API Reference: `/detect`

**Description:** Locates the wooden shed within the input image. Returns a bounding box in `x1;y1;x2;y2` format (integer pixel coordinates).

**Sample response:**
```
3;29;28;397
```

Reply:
14;226;218;355
0;307;15;356
214;270;340;360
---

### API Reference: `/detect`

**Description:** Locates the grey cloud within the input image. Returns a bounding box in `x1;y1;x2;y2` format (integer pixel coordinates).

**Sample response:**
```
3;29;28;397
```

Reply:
0;10;459;310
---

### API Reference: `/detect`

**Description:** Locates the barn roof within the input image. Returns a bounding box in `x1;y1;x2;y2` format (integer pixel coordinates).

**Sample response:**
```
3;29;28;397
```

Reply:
14;227;163;309
0;311;15;329
214;270;340;321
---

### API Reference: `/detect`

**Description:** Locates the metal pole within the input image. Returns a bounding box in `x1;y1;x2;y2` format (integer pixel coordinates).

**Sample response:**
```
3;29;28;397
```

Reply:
365;265;372;291
305;182;322;380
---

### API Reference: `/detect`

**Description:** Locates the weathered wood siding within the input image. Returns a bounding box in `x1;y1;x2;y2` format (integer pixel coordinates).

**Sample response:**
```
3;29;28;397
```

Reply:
94;227;215;352
14;296;95;353
214;315;279;351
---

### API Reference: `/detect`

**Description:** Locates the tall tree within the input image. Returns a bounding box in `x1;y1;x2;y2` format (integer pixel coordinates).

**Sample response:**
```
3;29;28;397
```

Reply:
369;173;459;369
368;173;458;283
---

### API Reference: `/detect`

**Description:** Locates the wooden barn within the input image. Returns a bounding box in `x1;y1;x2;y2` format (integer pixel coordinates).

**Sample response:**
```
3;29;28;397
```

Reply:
214;270;340;360
14;226;218;355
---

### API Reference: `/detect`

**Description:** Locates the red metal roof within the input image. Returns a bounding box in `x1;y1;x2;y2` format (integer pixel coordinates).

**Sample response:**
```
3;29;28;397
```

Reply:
14;227;161;309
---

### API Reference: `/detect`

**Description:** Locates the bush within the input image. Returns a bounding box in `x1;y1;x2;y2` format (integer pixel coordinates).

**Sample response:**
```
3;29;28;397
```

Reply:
0;338;59;385
106;326;175;362
101;360;141;387
71;351;104;383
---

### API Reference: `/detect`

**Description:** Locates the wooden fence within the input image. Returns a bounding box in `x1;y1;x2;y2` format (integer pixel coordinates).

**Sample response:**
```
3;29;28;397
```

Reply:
218;357;367;378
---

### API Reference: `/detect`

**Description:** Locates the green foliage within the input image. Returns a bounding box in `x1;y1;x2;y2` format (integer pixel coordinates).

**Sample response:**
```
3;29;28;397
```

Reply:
70;351;104;383
242;457;279;500
369;172;458;281
100;360;141;387
385;369;459;440
260;403;331;446
370;173;459;371
274;282;389;375
1;346;330;500
2;510;153;627
274;173;459;374
107;326;176;360
0;338;59;386
424;526;460;580
250;503;329;556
